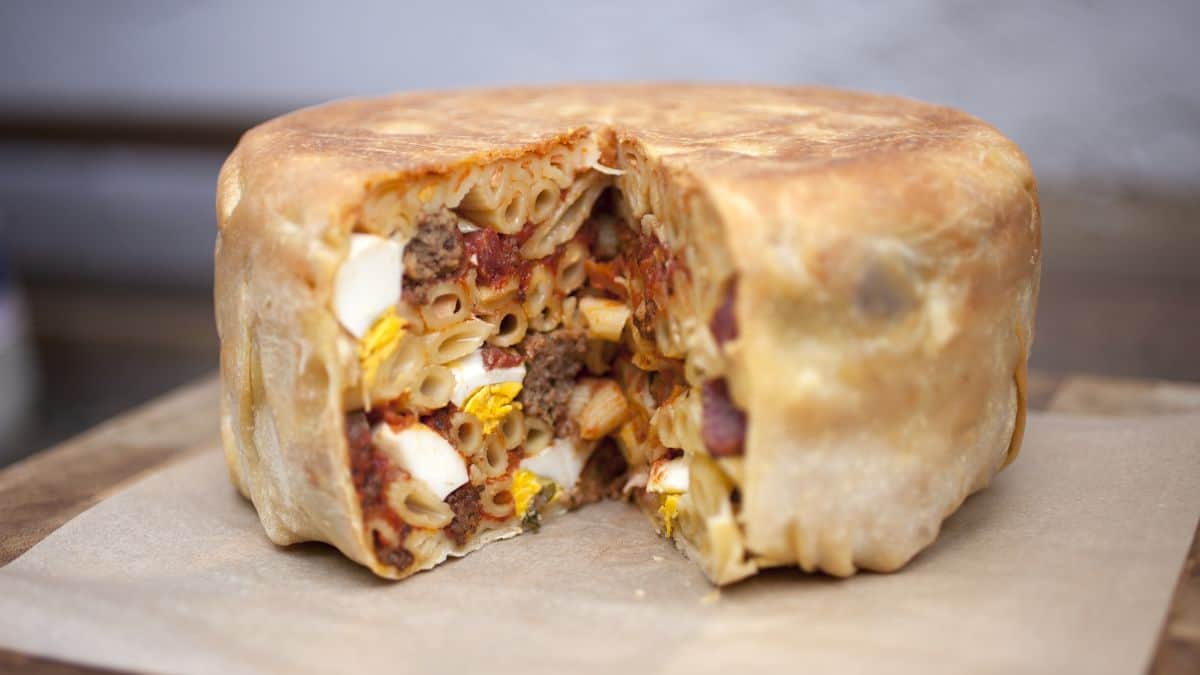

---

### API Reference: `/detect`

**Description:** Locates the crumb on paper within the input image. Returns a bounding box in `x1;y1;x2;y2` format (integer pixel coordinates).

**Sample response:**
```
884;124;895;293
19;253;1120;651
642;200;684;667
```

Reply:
634;588;646;599
700;589;721;605
652;555;664;562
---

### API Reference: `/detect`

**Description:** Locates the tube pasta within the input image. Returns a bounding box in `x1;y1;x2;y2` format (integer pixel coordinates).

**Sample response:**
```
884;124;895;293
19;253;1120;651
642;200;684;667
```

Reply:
569;378;630;441
426;319;493;364
370;334;427;403
459;165;507;212
522;415;553;456
617;148;648;218
521;265;554;317
359;135;601;238
366;516;402;549
483;301;527;347
386;478;455;529
461;165;532;233
527;297;562;333
685;454;730;519
529;178;562;224
443;165;480;208
652;390;705;456
473;434;510;479
496;190;530;234
411;364;454;409
560;295;582;331
579;297;630;342
404;528;447;560
522;173;609;259
419;282;472;330
481;481;515;519
615;420;650;470
542;144;575;188
677;454;755;581
394;301;426;334
657;391;686;449
629;325;675;372
450;411;485;458
684;333;724;385
654;311;688;359
494;408;524;451
584;338;617;375
555;241;588;294
475;276;519;307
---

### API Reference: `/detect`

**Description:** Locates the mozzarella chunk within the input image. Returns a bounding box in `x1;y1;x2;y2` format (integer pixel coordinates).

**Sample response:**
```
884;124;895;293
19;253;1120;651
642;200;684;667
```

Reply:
333;234;402;338
520;438;591;489
647;456;690;494
372;423;467;500
446;349;526;408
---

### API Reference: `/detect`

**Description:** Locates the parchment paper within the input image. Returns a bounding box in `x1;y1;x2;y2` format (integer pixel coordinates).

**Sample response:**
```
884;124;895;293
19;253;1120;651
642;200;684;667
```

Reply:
0;412;1197;675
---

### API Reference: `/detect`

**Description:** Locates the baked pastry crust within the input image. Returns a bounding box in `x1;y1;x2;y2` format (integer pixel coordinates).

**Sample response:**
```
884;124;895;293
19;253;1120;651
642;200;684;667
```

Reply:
215;84;1039;582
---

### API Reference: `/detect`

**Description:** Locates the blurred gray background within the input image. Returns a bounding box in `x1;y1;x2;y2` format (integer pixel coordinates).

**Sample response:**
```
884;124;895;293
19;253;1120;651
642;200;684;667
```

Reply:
0;0;1198;462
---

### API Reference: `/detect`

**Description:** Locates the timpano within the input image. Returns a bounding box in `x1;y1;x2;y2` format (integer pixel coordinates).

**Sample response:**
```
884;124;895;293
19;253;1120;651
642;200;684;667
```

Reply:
215;85;1039;584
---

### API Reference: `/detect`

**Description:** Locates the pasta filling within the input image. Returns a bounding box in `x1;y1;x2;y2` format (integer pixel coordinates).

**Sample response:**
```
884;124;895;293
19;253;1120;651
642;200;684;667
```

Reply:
335;136;752;579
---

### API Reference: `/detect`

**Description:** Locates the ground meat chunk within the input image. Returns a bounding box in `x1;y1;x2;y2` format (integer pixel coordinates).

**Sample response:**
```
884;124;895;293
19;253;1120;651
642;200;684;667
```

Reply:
403;209;464;283
568;440;629;508
420;405;457;440
701;379;747;457
347;410;415;573
374;533;415;572
517;329;588;435
443;484;483;546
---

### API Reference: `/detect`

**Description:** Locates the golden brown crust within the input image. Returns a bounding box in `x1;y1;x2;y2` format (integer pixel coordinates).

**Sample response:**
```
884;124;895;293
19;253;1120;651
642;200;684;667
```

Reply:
215;84;1040;582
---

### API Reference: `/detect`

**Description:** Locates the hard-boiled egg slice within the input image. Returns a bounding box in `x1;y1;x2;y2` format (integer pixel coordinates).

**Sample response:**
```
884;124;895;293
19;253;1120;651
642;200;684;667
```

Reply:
446;348;526;408
372;423;467;501
658;494;681;537
463;383;522;435
520;438;591;490
334;233;403;338
511;469;547;518
647;456;689;494
359;308;407;392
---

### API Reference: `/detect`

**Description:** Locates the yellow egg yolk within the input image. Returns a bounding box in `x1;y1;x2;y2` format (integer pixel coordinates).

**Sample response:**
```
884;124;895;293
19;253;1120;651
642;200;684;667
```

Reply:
658;494;680;537
359;308;405;396
463;382;522;435
512;469;543;519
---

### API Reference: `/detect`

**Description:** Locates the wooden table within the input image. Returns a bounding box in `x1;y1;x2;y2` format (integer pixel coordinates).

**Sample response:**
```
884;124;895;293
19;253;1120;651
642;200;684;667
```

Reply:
1;372;1197;674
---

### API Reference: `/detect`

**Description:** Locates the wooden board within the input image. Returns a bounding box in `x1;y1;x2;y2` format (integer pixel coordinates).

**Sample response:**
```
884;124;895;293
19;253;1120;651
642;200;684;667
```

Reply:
1;371;1196;674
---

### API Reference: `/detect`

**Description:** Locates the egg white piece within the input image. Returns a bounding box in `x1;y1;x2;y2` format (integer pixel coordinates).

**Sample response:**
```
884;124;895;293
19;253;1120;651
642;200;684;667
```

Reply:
333;233;402;338
521;438;591;489
446;348;526;407
372;423;468;500
647;456;690;494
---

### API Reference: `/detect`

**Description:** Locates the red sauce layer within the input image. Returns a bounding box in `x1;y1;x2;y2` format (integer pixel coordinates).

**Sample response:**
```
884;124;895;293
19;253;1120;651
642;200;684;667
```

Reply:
346;411;415;571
